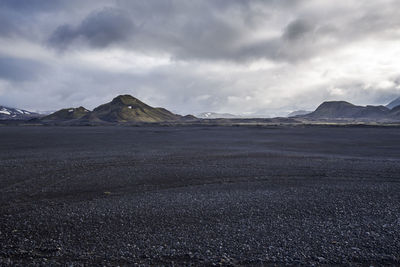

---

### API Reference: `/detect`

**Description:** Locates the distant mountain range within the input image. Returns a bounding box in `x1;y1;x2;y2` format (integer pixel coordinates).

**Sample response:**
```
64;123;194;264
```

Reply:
42;95;196;123
287;110;311;117
197;112;275;119
2;95;400;123
0;106;42;120
197;112;240;119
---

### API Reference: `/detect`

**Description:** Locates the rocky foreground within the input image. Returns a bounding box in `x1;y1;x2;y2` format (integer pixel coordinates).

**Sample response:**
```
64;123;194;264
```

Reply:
0;125;399;266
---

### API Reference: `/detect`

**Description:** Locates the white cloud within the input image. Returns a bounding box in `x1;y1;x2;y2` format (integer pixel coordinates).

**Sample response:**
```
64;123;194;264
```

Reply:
1;0;400;115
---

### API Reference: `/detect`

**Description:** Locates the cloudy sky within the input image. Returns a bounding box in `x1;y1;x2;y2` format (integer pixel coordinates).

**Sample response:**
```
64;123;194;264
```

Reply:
1;0;400;116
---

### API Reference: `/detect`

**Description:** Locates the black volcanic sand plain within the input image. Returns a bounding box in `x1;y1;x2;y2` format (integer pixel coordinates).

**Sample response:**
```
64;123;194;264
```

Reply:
0;125;399;266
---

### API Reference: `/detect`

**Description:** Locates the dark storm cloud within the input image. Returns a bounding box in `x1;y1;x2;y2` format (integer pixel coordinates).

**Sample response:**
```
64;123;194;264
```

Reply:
49;8;135;49
283;19;315;41
220;18;337;62
43;0;400;63
46;0;291;60
0;57;46;82
47;1;246;56
0;0;398;63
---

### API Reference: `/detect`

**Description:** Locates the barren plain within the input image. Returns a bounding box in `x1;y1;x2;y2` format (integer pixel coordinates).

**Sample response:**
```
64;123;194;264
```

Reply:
0;125;399;265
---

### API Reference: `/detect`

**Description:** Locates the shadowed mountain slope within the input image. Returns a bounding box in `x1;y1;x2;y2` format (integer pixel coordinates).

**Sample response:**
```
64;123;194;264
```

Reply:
43;107;90;121
303;101;391;120
389;105;400;118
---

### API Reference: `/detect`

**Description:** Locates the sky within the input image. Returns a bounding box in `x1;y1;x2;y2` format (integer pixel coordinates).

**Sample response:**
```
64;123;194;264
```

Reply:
0;0;400;116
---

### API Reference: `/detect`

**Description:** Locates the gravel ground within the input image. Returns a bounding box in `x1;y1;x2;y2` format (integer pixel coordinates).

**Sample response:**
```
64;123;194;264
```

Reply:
0;125;399;266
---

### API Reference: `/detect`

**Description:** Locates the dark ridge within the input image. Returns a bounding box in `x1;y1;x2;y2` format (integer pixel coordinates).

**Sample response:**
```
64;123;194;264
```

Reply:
43;106;90;121
302;101;391;120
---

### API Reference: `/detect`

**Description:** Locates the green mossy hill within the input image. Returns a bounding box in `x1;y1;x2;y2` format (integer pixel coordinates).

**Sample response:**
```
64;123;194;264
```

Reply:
43;106;90;120
86;95;182;122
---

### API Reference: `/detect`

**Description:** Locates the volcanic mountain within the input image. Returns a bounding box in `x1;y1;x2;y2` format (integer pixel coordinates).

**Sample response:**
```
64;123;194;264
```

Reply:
43;106;90;121
84;95;182;122
302;101;391;120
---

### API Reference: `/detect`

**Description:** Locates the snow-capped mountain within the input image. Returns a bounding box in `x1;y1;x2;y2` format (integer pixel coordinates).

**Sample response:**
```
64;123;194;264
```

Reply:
386;97;400;109
197;112;240;119
287;110;312;117
0;106;42;120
